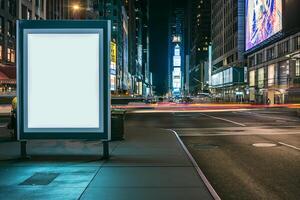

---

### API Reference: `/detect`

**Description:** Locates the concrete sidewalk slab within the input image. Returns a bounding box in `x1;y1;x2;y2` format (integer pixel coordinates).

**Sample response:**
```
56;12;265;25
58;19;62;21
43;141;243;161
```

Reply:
0;127;213;200
79;128;213;200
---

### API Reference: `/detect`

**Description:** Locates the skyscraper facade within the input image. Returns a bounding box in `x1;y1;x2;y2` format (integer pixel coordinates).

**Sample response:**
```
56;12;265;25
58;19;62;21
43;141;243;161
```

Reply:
188;0;211;95
168;2;185;97
0;0;64;95
211;0;247;102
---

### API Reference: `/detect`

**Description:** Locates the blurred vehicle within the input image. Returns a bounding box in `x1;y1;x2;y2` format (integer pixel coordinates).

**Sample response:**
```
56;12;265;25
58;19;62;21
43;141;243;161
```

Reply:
191;93;212;103
182;97;193;103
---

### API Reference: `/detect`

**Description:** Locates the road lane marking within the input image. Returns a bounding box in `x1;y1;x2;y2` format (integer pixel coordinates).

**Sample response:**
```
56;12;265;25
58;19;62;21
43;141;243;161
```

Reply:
278;142;300;151
243;112;299;122
168;129;221;200
199;113;246;127
253;143;277;147
177;132;300;137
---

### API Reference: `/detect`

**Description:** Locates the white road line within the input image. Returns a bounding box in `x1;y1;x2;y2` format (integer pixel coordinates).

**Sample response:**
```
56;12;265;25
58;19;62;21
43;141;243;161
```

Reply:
278;142;300;151
168;129;221;200
199;113;246;127
243;112;299;122
178;132;300;137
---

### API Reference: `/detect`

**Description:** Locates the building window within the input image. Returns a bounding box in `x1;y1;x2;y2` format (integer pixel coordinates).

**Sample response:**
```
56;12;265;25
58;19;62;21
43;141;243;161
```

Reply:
8;0;16;16
278;41;289;56
278;61;289;85
266;47;275;61
268;64;275;86
7;21;13;37
249;56;255;67
0;17;3;34
0;0;4;9
258;67;265;88
296;60;300;77
7;48;15;63
27;10;32;20
21;5;27;19
249;70;255;87
294;36;300;50
0;45;2;60
256;53;263;64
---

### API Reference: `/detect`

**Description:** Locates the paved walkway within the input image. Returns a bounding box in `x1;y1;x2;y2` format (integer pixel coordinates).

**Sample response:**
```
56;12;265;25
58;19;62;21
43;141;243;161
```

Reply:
0;127;213;200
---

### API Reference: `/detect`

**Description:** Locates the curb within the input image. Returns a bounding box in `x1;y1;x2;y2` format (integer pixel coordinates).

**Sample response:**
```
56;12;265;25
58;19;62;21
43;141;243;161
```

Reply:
168;129;221;200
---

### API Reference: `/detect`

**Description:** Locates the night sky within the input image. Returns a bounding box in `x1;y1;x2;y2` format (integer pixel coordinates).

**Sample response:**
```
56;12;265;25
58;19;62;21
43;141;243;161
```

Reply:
149;0;171;95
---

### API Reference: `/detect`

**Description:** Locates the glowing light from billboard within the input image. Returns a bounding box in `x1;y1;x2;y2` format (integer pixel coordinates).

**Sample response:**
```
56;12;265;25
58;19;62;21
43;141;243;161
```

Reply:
173;56;181;66
173;68;181;89
246;0;282;50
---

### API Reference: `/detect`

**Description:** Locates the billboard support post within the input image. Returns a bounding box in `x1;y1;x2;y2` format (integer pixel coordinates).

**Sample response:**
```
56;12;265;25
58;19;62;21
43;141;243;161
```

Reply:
20;141;29;159
102;140;109;159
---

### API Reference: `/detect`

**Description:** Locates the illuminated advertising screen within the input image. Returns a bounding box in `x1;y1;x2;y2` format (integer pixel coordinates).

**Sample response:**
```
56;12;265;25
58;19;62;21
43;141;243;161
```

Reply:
246;0;282;50
17;20;111;140
173;68;181;89
110;42;117;91
173;56;181;66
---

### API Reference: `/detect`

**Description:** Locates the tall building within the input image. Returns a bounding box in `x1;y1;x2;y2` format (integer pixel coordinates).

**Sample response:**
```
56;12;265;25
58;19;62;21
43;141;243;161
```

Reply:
211;0;247;102
81;0;129;94
188;0;211;95
141;0;150;96
0;0;48;95
125;0;150;96
47;0;68;19
168;2;185;97
75;0;149;97
246;0;300;104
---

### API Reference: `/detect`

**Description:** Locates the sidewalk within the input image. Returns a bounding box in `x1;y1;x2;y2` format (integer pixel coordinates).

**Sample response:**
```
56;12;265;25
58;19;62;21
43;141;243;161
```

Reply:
0;127;213;199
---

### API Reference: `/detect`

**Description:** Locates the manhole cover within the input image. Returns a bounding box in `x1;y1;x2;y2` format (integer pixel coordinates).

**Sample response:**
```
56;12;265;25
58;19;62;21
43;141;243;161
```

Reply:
20;172;59;186
252;143;277;148
191;144;219;150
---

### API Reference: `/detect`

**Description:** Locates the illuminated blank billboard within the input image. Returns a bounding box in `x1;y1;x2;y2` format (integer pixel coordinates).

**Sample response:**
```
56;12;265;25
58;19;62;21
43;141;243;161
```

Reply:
246;0;282;50
17;20;111;140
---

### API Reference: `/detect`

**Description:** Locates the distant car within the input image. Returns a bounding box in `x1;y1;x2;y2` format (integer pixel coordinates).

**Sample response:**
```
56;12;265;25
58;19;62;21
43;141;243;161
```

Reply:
182;97;193;103
192;93;212;103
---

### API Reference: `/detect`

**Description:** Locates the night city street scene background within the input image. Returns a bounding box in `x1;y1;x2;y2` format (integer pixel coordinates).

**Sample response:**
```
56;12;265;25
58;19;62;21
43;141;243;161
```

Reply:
0;0;299;200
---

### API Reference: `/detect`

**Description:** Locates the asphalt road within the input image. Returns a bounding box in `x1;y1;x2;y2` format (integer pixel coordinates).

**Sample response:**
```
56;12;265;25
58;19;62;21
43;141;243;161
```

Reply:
126;108;300;200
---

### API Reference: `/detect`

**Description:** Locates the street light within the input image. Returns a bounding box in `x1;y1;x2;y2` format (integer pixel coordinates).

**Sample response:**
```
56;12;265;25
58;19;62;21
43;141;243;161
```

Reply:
72;4;80;11
72;4;81;19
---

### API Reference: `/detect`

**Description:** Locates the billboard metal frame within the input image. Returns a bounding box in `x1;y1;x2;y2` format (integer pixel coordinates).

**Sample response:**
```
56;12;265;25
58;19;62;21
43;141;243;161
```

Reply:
17;20;111;141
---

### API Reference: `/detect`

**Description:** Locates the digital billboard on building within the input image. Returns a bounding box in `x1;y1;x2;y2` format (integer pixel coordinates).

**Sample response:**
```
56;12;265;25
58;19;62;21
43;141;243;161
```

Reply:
110;42;117;91
246;0;282;51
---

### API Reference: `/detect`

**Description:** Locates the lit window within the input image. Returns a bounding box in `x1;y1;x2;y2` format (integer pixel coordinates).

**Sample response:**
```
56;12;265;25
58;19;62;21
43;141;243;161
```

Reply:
7;48;10;60
258;68;264;88
268;64;275;86
0;45;2;60
296;60;300;77
249;70;255;87
7;48;15;63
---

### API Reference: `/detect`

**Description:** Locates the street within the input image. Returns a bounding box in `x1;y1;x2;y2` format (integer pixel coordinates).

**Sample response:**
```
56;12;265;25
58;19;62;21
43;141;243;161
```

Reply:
126;108;300;200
